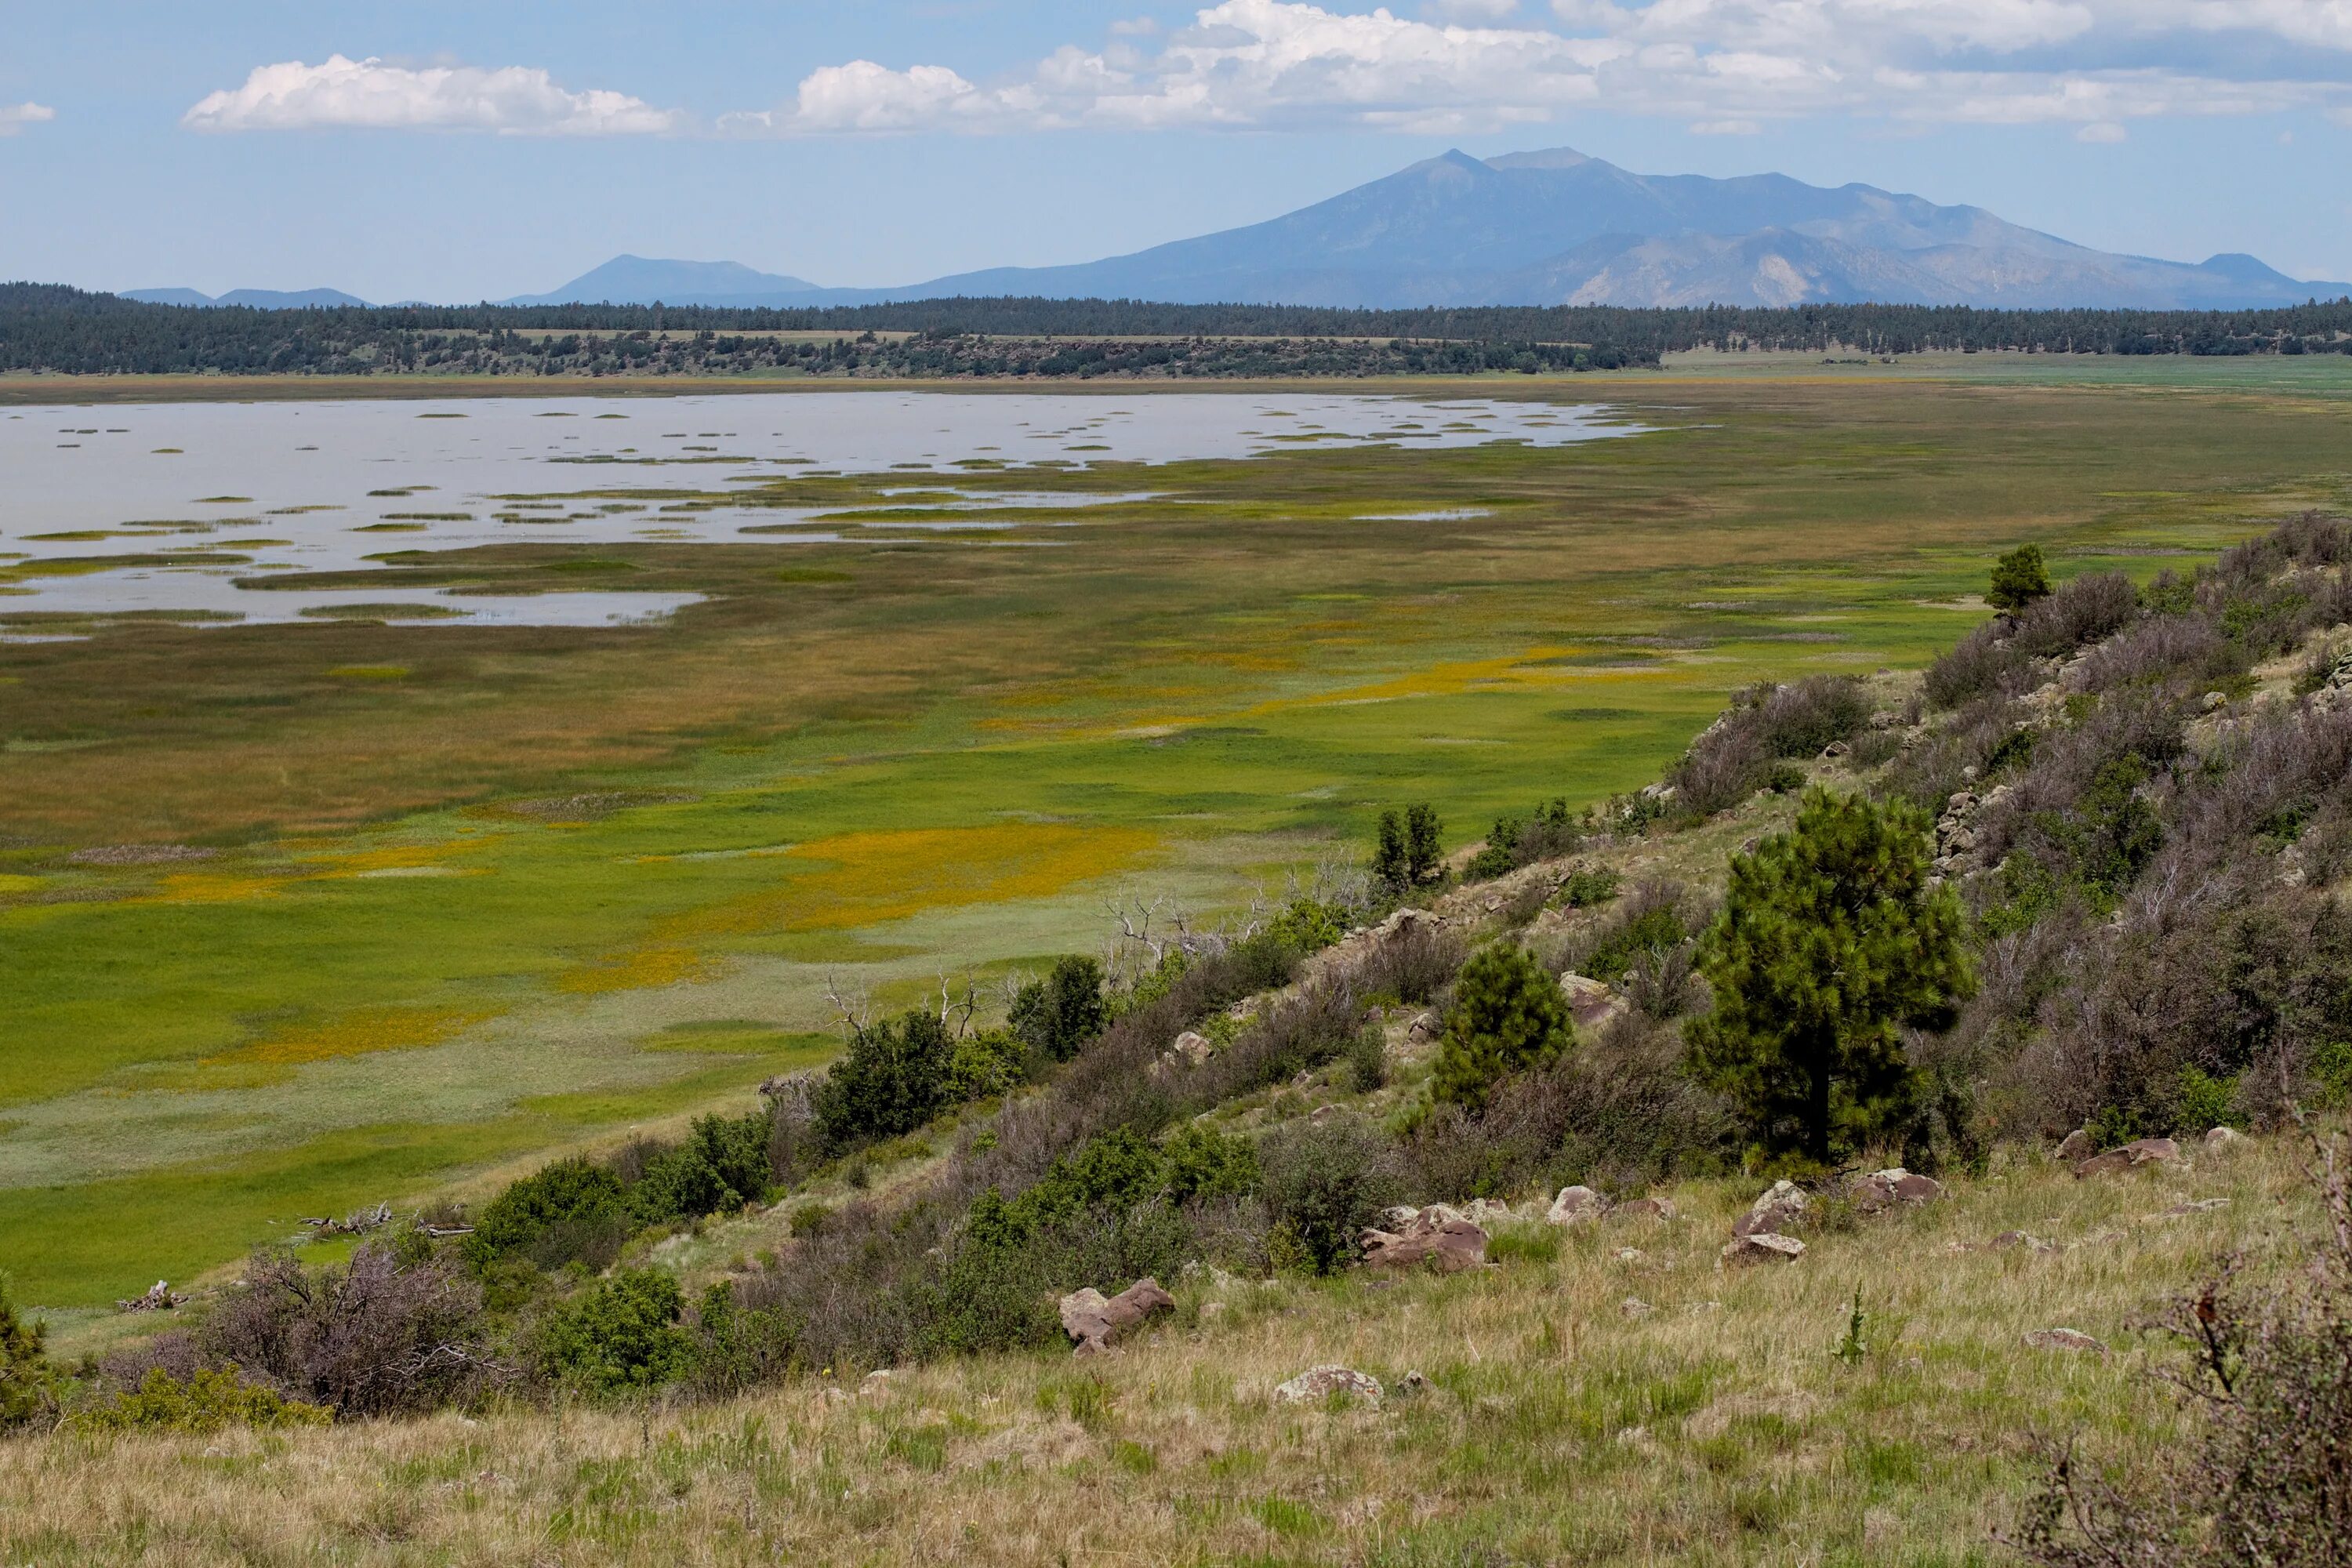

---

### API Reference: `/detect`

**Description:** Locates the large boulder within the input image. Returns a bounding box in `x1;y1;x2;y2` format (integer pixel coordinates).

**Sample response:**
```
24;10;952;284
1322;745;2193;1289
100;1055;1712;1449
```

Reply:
1734;1180;1809;1238
2074;1138;2181;1179
2203;1126;2246;1152
1360;1217;1489;1273
1546;1185;1610;1227
1609;1196;1678;1224
2055;1127;2094;1163
1721;1232;1806;1267
1058;1277;1176;1354
1274;1366;1385;1406
1167;1030;1214;1066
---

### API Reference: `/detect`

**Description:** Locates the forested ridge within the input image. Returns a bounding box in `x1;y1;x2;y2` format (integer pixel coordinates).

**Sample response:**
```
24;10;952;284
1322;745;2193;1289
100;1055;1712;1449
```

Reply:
5;281;2350;378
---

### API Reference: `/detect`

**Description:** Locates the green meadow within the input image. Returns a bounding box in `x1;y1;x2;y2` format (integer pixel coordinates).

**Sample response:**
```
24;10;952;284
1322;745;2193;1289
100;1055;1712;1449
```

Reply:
6;361;2352;1309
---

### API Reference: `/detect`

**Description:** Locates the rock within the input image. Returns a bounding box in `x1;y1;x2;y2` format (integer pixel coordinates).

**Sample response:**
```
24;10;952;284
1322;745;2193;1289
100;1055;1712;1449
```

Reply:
1992;1230;2056;1254
1546;1185;1610;1227
1360;1218;1489;1273
1735;1180;1809;1238
1614;1247;1645;1264
2056;1128;2094;1163
1377;1205;1423;1230
1820;739;1850;759
2201;690;2227;712
1852;1168;1944;1212
2164;1198;2230;1217
1058;1277;1176;1353
1558;972;1628;1033
1274;1366;1385;1406
2023;1328;2106;1355
1621;1296;1655;1318
1168;1030;1214;1065
2074;1138;2181;1179
1405;1010;1442;1044
1721;1232;1806;1266
1392;1370;1433;1399
1461;1198;1520;1228
1610;1196;1677;1223
115;1279;184;1313
2204;1126;2245;1151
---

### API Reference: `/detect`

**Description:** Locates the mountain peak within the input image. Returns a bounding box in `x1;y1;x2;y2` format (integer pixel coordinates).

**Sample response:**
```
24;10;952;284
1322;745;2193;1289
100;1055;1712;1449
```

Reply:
1485;147;1593;171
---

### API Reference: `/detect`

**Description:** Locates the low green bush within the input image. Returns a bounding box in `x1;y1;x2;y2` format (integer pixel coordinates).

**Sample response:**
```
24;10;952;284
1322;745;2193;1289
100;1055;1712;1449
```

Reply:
465;1157;630;1274
72;1367;331;1434
1432;943;1573;1112
535;1269;691;1394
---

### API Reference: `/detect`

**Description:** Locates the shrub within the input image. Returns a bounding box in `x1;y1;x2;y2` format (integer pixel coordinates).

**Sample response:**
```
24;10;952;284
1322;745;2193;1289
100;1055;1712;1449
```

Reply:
1465;799;1583;882
71;1367;331;1434
1688;789;1973;1161
1576;880;1692;985
198;1243;491;1417
1162;1123;1260;1205
535;1269;691;1394
943;1027;1027;1102
465;1157;630;1274
1925;622;2035;710
1560;866;1621;908
633;1109;776;1222
1345;1025;1389;1092
1258;1116;1398;1275
1987;543;2053;613
1432;942;1574;1112
2010;570;2139;659
1352;917;1465;1005
814;1008;956;1154
1668;678;1869;815
1011;956;1109;1062
1;1282;57;1431
1261;895;1348;955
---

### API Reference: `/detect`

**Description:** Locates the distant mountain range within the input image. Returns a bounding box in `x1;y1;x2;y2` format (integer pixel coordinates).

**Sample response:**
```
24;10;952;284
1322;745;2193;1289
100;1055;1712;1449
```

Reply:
123;285;373;310
127;147;2352;313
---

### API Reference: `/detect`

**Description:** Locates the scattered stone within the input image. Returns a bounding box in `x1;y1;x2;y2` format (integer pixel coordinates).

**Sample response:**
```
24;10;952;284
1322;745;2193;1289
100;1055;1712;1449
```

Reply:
1274;1366;1385;1406
1621;1296;1655;1319
1377;1205;1423;1230
1359;1216;1489;1273
2203;1126;2246;1151
1736;1179;1810;1237
1058;1277;1175;1354
2056;1128;2094;1163
1406;1010;1442;1044
2164;1198;2230;1217
1546;1185;1610;1227
1418;1203;1468;1229
2201;690;2227;713
1610;1196;1678;1223
1820;739;1851;759
116;1279;184;1313
1721;1232;1806;1267
2074;1138;2181;1179
2023;1328;2106;1355
1614;1247;1646;1264
1992;1230;2056;1254
1199;1300;1228;1323
1461;1198;1521;1228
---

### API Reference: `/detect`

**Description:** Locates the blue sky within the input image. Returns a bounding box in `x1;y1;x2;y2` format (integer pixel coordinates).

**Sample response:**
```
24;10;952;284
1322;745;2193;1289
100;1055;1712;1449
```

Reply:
4;2;2350;301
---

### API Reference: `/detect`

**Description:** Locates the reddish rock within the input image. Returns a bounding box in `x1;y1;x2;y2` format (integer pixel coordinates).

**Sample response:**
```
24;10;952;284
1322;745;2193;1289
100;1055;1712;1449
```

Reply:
1360;1218;1489;1273
2074;1138;2181;1179
1610;1196;1678;1223
1546;1185;1609;1227
1721;1232;1806;1266
1059;1276;1176;1354
1734;1180;1809;1237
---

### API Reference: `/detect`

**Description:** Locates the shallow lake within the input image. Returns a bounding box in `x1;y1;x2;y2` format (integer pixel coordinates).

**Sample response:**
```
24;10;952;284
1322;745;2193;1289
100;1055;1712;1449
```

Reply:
1;391;1639;630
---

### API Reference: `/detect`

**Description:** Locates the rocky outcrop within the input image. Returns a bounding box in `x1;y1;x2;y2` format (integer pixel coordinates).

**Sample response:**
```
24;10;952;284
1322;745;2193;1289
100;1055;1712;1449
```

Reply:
1166;1030;1214;1066
1359;1213;1489;1272
2055;1127;2094;1163
2203;1126;2245;1152
1558;973;1627;1034
1274;1366;1385;1406
1058;1277;1175;1354
1609;1196;1678;1224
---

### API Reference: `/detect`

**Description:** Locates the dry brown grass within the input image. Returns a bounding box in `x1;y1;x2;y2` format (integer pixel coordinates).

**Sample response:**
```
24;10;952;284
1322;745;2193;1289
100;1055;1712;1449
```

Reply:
4;1135;2320;1566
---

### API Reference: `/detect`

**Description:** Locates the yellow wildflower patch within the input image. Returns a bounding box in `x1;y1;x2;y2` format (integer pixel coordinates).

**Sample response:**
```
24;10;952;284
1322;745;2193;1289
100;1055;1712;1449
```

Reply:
202;1006;494;1069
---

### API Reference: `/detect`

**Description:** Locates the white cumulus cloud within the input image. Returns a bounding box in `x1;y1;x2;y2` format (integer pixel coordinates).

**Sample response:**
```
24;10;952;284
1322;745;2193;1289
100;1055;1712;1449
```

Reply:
0;101;56;135
728;0;2352;137
183;56;683;136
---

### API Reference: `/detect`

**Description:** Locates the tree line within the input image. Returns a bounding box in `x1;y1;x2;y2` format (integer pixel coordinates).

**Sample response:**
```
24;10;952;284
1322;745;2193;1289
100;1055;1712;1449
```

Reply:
5;281;2350;378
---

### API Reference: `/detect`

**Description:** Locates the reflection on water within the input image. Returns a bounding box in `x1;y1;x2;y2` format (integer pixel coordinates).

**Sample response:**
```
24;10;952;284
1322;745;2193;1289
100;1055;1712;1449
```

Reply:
1;392;1640;628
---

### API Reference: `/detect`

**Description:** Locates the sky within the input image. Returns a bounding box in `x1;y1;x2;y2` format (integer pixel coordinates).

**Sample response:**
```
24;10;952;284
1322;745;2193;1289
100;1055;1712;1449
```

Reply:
3;1;2350;302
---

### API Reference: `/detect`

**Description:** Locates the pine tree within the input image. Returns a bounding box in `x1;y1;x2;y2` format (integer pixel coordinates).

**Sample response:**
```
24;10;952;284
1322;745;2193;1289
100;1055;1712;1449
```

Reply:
1987;543;2053;614
1432;942;1573;1112
1371;808;1408;890
1688;789;1973;1162
1404;803;1444;885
